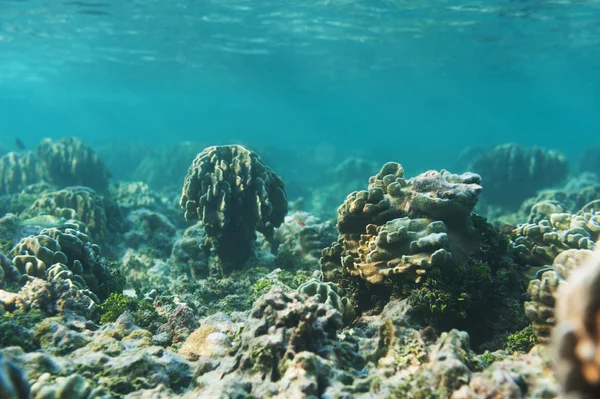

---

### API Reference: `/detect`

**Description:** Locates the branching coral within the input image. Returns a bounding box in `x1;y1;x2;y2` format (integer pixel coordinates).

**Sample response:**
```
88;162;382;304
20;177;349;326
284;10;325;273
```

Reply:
180;145;288;274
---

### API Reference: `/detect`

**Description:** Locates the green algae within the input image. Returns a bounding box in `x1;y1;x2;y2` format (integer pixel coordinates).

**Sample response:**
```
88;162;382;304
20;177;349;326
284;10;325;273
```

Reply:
0;309;44;352
99;293;163;331
504;325;538;354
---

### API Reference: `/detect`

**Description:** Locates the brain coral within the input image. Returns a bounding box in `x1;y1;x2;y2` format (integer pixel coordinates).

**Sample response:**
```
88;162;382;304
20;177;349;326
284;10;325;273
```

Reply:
322;162;482;285
180;145;288;273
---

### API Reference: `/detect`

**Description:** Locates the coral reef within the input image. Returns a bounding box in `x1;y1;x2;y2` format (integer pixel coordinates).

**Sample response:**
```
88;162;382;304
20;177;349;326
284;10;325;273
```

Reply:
22;186;110;243
274;211;337;262
513;210;599;266
298;279;356;325
0;351;29;399
0;252;20;288
180;145;287;274
0;152;44;195
467;143;568;210
36;137;111;192
322;162;482;286
524;249;593;343
123;209;176;257
9;225;119;304
0;137;111;195
553;244;600;398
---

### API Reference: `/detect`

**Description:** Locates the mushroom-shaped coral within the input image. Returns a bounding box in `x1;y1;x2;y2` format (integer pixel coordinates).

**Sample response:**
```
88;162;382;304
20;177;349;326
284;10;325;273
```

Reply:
524;249;593;343
180;145;288;274
553;243;600;397
466;143;568;210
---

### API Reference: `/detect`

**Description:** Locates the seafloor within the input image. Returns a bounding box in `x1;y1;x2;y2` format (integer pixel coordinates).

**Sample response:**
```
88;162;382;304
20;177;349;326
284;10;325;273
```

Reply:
1;137;599;399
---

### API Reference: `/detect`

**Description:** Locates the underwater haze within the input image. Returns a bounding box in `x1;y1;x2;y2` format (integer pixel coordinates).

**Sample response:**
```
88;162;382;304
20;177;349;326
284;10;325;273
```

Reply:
0;0;599;171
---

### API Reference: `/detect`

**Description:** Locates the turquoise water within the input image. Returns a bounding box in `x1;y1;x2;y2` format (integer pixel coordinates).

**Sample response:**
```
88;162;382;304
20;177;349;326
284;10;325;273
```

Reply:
0;0;598;171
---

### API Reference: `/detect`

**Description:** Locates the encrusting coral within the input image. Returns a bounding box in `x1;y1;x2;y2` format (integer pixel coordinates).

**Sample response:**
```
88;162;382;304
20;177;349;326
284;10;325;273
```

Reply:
553;242;600;398
180;145;288;275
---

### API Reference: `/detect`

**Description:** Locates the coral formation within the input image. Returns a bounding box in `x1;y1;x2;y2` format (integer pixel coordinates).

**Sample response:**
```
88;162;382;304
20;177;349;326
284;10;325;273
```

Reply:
524;249;593;343
322;162;482;286
23;186;110;243
553;244;600;398
0;152;44;195
275;212;337;262
298;279;356;325
467;143;568;210
0;137;111;195
0;252;20;288
180;145;288;274
513;210;599;266
123;209;176;256
9;225;118;304
36;137;111;192
0;351;29;399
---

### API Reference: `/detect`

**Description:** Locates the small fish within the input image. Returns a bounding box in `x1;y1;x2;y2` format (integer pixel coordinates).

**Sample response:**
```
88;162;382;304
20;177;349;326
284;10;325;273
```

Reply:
19;215;67;228
14;137;25;150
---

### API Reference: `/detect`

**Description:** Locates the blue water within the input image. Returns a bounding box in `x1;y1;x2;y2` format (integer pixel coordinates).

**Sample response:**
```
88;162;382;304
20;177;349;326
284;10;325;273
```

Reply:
0;0;599;172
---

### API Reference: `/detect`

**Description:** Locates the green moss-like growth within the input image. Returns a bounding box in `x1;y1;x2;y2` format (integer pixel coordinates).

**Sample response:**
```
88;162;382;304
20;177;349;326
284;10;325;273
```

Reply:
387;215;529;352
277;269;314;290
504;325;538;354
99;293;164;332
478;350;507;366
0;239;14;254
172;266;272;315
100;258;126;299
0;309;44;352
